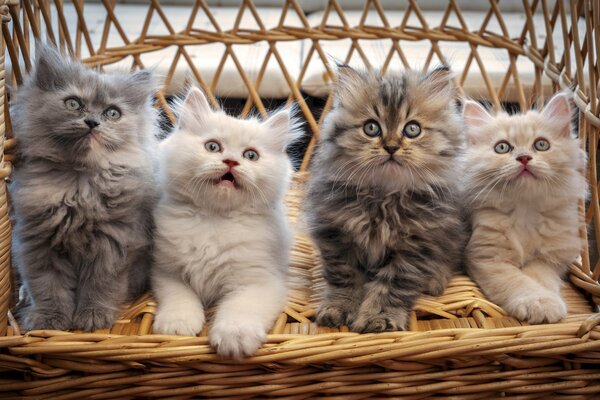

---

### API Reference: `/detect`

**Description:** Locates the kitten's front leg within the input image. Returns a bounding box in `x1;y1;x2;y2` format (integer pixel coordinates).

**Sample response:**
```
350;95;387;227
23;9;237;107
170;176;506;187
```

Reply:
349;260;420;333
210;278;287;359
469;260;566;324
18;247;77;331
315;240;365;327
152;268;205;336
72;239;129;331
521;259;567;323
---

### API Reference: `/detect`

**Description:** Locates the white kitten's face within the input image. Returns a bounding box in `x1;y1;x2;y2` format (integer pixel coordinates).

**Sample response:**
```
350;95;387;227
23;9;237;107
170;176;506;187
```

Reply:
463;94;585;203
160;89;294;211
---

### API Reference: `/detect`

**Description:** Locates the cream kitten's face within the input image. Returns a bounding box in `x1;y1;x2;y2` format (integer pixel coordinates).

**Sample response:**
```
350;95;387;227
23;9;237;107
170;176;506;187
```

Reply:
159;88;296;211
463;93;585;202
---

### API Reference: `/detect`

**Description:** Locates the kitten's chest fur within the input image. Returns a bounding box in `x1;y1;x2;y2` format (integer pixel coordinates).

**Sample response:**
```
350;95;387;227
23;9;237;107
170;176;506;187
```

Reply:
476;200;582;266
156;206;290;306
14;164;150;256
316;186;446;268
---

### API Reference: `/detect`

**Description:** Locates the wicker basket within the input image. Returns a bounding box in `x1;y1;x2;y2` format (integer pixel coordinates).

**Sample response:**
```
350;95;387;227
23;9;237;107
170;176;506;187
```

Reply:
1;0;600;398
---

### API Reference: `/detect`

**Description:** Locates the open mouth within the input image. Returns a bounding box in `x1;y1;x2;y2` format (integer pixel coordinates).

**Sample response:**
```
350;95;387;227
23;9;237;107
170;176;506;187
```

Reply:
216;172;237;188
519;168;535;178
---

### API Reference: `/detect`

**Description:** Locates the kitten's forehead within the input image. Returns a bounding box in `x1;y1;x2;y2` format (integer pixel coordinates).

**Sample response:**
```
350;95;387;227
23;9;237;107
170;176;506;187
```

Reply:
494;113;545;145
205;114;266;148
63;71;127;105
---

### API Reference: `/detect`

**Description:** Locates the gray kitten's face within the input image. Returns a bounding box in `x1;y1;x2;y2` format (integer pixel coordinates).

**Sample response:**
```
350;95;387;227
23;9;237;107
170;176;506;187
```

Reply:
12;45;154;166
319;67;462;192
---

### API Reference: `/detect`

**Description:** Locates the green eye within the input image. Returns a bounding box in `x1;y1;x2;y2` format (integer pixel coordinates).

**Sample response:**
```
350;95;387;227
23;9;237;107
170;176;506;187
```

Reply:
243;149;259;161
494;140;512;154
533;138;550;151
363;120;382;137
403;121;421;138
103;106;121;120
205;140;221;153
64;97;83;111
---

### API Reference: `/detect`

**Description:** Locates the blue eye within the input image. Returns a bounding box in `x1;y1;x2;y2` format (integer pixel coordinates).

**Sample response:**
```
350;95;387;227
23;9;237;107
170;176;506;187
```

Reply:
103;106;121;120
363;120;382;137
64;97;83;111
403;121;421;138
205;141;221;153
494;140;512;154
243;149;259;161
533;138;550;151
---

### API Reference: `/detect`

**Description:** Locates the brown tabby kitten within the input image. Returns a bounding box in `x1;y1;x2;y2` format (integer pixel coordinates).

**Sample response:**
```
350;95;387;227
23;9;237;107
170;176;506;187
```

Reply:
306;65;466;333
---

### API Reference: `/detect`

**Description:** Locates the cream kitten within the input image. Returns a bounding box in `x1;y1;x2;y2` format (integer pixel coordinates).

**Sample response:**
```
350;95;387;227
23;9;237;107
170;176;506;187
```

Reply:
463;93;587;324
152;88;298;358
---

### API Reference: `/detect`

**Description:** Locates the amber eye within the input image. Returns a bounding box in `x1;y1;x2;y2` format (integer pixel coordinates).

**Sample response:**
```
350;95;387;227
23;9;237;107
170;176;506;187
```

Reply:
403;121;421;138
363;120;382;137
64;97;83;111
205;141;221;153
533;138;550;151
494;140;512;154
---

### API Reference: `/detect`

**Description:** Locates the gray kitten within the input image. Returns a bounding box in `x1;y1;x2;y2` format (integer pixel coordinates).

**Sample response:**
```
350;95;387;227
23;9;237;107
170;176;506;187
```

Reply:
10;44;158;331
306;65;466;333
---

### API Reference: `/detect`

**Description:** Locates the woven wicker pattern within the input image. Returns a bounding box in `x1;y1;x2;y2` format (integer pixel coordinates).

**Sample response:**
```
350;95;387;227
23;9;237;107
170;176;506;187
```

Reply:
1;0;600;398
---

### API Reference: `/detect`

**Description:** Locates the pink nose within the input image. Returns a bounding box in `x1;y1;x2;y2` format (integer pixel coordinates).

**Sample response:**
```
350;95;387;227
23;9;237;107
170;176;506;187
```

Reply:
223;159;239;169
516;155;532;165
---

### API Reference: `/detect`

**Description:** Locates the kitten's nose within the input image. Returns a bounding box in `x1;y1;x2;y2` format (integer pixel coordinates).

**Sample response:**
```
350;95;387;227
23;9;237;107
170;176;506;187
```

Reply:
84;119;100;129
516;154;532;165
223;159;239;169
383;144;400;155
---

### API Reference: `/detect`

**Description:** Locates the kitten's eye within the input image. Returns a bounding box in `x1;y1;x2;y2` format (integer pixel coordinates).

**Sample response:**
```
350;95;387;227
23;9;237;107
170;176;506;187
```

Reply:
403;121;421;138
243;149;260;161
494;141;512;154
533;138;550;151
103;107;121;120
363;120;382;137
205;141;221;153
64;97;83;111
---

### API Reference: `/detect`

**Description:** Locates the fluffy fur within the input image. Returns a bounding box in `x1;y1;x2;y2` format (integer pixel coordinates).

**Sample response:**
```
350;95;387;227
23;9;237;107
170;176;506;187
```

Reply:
152;88;297;359
306;66;466;333
10;44;158;331
463;93;587;324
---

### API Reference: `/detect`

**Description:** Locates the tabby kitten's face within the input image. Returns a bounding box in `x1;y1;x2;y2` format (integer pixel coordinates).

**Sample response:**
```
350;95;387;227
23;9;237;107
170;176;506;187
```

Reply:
319;66;462;192
463;93;586;202
13;45;155;166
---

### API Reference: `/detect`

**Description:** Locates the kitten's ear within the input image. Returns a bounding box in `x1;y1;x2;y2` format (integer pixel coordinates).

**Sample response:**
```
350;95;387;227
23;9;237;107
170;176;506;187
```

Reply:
125;70;158;106
34;43;69;90
463;100;493;144
541;92;572;137
425;66;453;93
334;63;365;100
265;107;302;152
179;87;212;130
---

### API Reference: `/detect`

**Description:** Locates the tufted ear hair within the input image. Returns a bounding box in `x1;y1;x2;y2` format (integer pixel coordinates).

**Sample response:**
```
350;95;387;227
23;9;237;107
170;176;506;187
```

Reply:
541;92;573;137
333;63;367;103
264;105;303;153
178;87;213;131
424;65;454;94
33;42;71;91
123;69;158;106
463;100;493;145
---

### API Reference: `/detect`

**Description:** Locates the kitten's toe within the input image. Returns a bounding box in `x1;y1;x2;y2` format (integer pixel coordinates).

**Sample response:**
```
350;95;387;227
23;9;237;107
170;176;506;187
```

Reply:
425;277;449;297
153;308;204;336
350;311;408;333
72;306;117;332
508;294;567;324
210;321;266;359
316;304;347;327
23;308;71;331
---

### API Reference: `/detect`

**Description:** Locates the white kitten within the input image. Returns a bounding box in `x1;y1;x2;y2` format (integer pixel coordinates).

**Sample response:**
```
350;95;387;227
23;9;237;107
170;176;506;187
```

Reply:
152;88;298;358
463;93;587;324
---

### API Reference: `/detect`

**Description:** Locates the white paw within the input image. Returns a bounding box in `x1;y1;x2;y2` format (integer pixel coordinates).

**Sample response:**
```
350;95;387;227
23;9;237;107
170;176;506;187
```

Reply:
508;293;567;324
153;308;204;336
210;321;266;359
